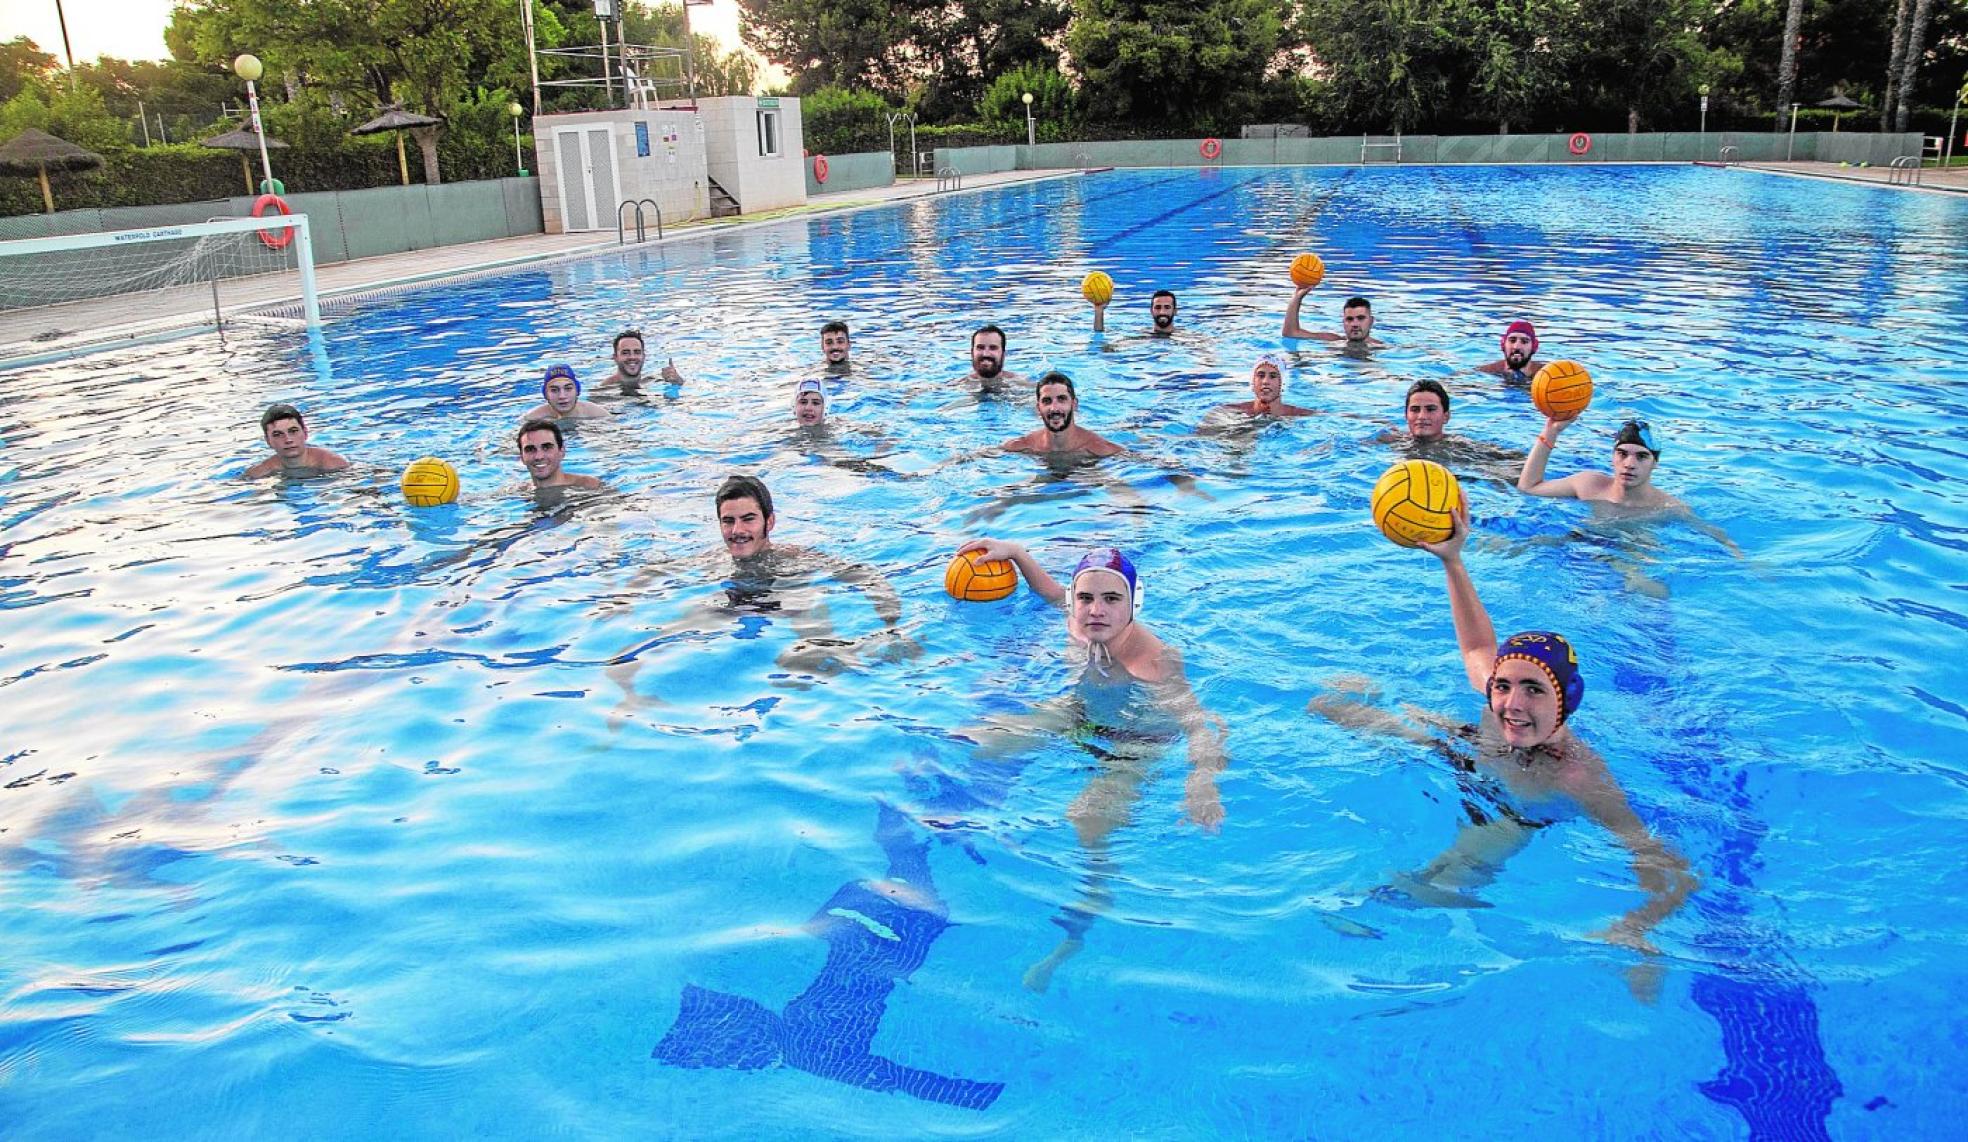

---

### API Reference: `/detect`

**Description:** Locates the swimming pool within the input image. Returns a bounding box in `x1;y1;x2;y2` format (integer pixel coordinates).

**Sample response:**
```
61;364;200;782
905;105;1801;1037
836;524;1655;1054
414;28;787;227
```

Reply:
3;164;1965;1138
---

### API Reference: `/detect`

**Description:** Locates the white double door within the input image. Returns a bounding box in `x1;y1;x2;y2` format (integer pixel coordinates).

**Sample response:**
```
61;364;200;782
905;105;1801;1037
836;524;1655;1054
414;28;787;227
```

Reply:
553;126;619;232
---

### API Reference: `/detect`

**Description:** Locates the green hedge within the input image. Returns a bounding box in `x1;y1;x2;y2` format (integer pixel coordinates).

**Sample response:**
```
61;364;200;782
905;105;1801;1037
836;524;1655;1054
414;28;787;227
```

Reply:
1;134;537;218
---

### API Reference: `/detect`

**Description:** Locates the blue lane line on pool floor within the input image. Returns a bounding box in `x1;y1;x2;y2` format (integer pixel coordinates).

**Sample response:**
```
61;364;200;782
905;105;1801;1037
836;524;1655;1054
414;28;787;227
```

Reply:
1613;642;1843;1139
652;799;1005;1111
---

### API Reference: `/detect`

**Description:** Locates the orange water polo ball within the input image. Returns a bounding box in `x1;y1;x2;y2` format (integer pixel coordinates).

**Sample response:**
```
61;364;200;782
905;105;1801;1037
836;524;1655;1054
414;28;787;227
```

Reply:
1290;253;1326;289
1531;360;1594;417
1081;271;1114;306
944;549;1020;602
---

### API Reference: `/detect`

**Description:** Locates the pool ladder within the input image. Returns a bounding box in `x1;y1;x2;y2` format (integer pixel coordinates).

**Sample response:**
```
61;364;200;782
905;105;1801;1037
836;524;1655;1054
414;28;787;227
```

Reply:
936;167;963;192
1887;156;1923;186
617;199;664;244
1717;145;1740;166
1361;134;1402;164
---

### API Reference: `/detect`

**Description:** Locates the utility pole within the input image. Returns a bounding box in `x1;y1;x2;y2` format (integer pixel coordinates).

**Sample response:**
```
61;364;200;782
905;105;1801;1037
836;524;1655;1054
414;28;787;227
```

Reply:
519;0;542;115
54;0;77;91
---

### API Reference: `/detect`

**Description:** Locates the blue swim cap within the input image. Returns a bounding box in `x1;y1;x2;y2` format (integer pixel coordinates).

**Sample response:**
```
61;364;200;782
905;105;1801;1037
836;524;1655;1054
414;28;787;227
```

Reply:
1614;419;1659;458
542;363;580;399
1072;547;1142;610
1492;631;1584;723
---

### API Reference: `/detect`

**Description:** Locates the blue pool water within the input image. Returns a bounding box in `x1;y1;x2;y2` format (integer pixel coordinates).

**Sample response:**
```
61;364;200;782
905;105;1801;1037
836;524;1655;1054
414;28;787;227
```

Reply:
3;165;1966;1138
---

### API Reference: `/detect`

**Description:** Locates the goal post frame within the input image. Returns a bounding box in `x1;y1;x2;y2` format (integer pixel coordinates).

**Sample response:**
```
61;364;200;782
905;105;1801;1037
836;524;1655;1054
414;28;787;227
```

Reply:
0;212;321;331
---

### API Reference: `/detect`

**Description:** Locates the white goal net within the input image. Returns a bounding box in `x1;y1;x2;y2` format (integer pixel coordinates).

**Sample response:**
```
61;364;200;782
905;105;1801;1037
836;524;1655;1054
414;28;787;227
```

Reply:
0;213;321;340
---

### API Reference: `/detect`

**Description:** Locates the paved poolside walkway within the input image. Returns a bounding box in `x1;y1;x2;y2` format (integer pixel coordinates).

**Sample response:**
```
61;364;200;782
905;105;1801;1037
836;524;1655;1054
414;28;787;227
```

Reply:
0;168;1072;365
1736;160;1968;194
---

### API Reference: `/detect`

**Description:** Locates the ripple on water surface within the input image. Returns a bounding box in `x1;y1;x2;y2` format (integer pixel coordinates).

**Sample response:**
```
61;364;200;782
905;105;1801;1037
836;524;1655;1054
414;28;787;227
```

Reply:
2;166;1966;1137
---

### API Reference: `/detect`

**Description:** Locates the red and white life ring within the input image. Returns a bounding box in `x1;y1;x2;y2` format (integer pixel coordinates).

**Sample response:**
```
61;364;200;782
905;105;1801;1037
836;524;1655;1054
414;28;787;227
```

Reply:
1567;132;1592;156
250;193;294;250
812;154;829;184
1199;137;1223;160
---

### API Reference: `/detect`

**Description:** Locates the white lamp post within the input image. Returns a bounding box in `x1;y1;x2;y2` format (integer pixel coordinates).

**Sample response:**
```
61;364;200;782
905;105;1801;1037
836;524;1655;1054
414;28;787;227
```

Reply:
508;101;526;175
1698;84;1711;159
232;53;277;194
1022;92;1035;147
1786;102;1800;161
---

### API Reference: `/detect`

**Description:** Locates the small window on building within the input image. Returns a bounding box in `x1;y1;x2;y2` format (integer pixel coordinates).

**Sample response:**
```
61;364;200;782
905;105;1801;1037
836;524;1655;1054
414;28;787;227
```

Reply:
757;109;780;158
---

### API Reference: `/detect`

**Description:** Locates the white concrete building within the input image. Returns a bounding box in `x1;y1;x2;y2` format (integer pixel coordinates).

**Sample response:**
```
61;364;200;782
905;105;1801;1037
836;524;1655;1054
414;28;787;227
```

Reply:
533;97;805;234
692;96;806;216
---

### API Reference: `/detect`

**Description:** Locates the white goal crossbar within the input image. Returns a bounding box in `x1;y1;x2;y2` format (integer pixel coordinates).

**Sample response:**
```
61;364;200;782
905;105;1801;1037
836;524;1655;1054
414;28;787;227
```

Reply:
0;212;321;332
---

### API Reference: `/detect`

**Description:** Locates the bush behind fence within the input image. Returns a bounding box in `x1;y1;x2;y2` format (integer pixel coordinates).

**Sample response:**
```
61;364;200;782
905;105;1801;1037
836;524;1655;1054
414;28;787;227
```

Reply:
1;136;539;219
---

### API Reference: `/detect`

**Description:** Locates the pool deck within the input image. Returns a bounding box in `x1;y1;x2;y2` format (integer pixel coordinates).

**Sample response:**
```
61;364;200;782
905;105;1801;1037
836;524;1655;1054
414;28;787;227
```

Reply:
0;168;1073;366
3;159;1962;367
1736;159;1968;194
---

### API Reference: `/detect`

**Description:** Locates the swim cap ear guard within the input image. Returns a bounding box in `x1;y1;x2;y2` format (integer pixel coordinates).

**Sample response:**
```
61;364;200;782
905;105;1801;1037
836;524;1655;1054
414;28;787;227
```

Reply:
1071;547;1144;613
1490;631;1583;724
542;363;580;400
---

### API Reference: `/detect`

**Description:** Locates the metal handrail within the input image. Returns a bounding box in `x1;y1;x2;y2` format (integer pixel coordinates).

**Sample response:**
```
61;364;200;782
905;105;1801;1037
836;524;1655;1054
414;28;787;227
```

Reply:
1887;156;1923;186
1717;145;1740;166
936;166;963;192
1073;150;1090;168
617;198;663;244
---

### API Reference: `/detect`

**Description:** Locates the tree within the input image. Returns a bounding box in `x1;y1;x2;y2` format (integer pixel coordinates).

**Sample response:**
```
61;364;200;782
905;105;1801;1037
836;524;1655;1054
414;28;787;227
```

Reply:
1572;0;1708;132
0;36;58;104
1893;0;1934;131
621;4;759;97
978;63;1077;128
1070;0;1288;131
1775;0;1804;123
1458;0;1574;133
1299;0;1463;133
911;0;1071;121
736;0;908;95
170;0;534;183
1882;0;1911;129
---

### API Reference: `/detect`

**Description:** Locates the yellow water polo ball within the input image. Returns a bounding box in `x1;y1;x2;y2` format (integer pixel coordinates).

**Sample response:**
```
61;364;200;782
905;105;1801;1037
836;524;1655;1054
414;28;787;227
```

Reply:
1531;360;1594;418
1290;253;1326;289
944;549;1020;602
1081;271;1114;306
1371;459;1465;548
401;457;461;507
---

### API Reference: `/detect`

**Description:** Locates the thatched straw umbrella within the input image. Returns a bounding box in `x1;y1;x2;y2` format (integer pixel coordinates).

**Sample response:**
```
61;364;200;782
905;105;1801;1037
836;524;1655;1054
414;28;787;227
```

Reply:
1817;94;1862;133
0;128;105;214
351;106;442;186
200;123;289;194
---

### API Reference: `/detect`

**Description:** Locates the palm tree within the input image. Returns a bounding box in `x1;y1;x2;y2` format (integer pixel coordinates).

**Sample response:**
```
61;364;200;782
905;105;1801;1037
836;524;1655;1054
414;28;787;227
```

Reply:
1894;0;1935;133
1883;0;1911;130
1775;0;1804;127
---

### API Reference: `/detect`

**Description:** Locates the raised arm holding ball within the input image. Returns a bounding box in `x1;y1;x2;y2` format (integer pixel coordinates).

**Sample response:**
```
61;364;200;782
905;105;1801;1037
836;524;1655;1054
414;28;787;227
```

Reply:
1085;274;1177;339
1309;505;1698;991
1518;414;1681;509
1519;363;1678;507
950;538;1228;992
